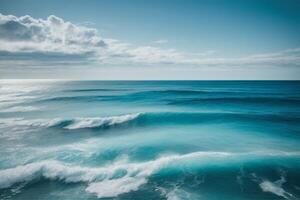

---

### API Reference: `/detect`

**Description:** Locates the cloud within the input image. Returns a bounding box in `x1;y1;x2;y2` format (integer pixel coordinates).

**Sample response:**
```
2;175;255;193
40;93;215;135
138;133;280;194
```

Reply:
0;13;299;68
153;39;168;44
190;48;300;66
0;13;183;65
0;14;106;56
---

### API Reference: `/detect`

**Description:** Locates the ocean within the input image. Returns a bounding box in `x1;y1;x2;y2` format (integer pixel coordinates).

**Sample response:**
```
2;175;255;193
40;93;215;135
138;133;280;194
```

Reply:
0;80;300;200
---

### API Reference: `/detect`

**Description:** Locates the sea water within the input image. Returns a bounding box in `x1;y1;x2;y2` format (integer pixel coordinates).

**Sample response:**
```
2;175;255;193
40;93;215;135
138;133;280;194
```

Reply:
0;80;300;200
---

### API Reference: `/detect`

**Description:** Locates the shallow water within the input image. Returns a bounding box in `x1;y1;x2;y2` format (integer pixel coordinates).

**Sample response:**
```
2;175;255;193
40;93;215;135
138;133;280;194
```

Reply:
0;80;300;200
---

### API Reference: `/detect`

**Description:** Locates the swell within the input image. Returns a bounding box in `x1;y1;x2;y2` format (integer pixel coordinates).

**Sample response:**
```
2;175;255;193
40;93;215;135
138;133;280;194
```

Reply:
64;88;126;92
168;97;300;106
137;112;300;125
1;112;299;130
0;151;299;198
119;89;297;97
0;113;141;130
64;113;140;130
36;89;300;105
37;95;116;102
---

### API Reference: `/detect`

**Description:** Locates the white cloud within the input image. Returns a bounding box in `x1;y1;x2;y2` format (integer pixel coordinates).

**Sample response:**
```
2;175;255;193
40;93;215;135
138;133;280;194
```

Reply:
153;39;168;44
0;14;106;55
0;13;299;68
0;14;185;65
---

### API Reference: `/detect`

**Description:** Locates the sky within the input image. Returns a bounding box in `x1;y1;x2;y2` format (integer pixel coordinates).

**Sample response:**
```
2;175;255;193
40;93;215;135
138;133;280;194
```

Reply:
0;0;300;80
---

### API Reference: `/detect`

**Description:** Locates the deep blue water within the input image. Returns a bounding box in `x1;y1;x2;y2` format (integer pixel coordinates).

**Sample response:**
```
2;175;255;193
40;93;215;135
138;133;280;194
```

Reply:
0;80;300;200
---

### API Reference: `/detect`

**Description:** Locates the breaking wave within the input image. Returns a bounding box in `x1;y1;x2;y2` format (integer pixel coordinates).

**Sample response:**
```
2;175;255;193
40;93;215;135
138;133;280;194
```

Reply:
64;113;141;130
0;151;230;197
1;111;299;131
0;113;141;130
1;151;300;198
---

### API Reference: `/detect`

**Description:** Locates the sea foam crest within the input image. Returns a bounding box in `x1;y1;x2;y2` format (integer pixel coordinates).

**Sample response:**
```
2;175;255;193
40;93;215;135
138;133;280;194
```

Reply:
1;151;299;198
0;151;230;198
64;113;141;130
259;175;296;200
0;118;64;128
0;113;141;130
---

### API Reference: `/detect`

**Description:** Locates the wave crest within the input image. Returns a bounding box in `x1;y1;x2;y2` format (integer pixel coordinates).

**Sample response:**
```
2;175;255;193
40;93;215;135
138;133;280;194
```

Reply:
1;112;299;132
2;151;299;198
0;151;231;197
0;113;141;130
65;113;141;130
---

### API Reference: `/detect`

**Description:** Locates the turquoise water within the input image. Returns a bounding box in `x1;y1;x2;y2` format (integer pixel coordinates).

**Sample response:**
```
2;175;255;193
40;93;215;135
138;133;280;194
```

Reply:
0;80;300;200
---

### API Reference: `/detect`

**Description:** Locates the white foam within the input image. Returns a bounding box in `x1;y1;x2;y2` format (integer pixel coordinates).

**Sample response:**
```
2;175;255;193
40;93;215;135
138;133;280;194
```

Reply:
259;176;295;200
157;186;193;200
0;113;141;130
0;160;101;189
1;151;299;198
0;106;41;112
86;177;147;198
0;118;63;129
0;151;230;196
64;113;141;130
166;188;192;200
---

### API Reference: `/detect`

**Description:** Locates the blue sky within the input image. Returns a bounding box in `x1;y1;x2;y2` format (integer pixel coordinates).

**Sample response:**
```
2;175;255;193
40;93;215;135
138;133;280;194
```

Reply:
0;0;300;79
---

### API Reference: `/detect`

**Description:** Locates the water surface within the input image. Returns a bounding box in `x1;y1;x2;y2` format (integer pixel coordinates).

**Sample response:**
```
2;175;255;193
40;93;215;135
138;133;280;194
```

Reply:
0;80;300;200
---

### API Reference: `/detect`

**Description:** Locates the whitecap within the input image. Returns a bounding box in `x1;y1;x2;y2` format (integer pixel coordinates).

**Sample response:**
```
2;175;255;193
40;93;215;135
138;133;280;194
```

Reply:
0;118;64;129
0;113;141;130
259;175;295;200
0;106;41;113
64;113;141;130
157;186;193;200
0;151;231;197
166;188;192;200
1;151;299;198
86;177;147;198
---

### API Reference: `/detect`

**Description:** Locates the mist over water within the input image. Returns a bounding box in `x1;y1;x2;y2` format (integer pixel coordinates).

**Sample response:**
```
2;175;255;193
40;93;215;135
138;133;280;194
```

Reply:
0;80;300;200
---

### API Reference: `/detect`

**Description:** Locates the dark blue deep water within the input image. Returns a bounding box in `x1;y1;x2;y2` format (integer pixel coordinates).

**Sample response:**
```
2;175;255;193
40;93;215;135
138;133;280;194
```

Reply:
0;80;300;200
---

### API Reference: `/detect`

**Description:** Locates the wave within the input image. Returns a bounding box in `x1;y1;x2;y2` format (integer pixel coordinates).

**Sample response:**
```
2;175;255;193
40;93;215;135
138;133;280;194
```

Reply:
0;118;64;129
38;95;115;102
64;113;141;130
1;112;299;131
64;89;124;92
138;112;300;125
0;152;231;192
0;160;100;189
168;97;300;106
0;113;140;130
37;89;300;104
39;90;219;103
130;90;215;96
121;89;289;97
0;106;41;113
1;151;299;198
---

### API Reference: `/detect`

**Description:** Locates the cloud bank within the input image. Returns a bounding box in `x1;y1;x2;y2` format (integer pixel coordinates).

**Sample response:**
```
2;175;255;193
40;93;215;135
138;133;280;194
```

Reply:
0;13;300;68
0;14;106;55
